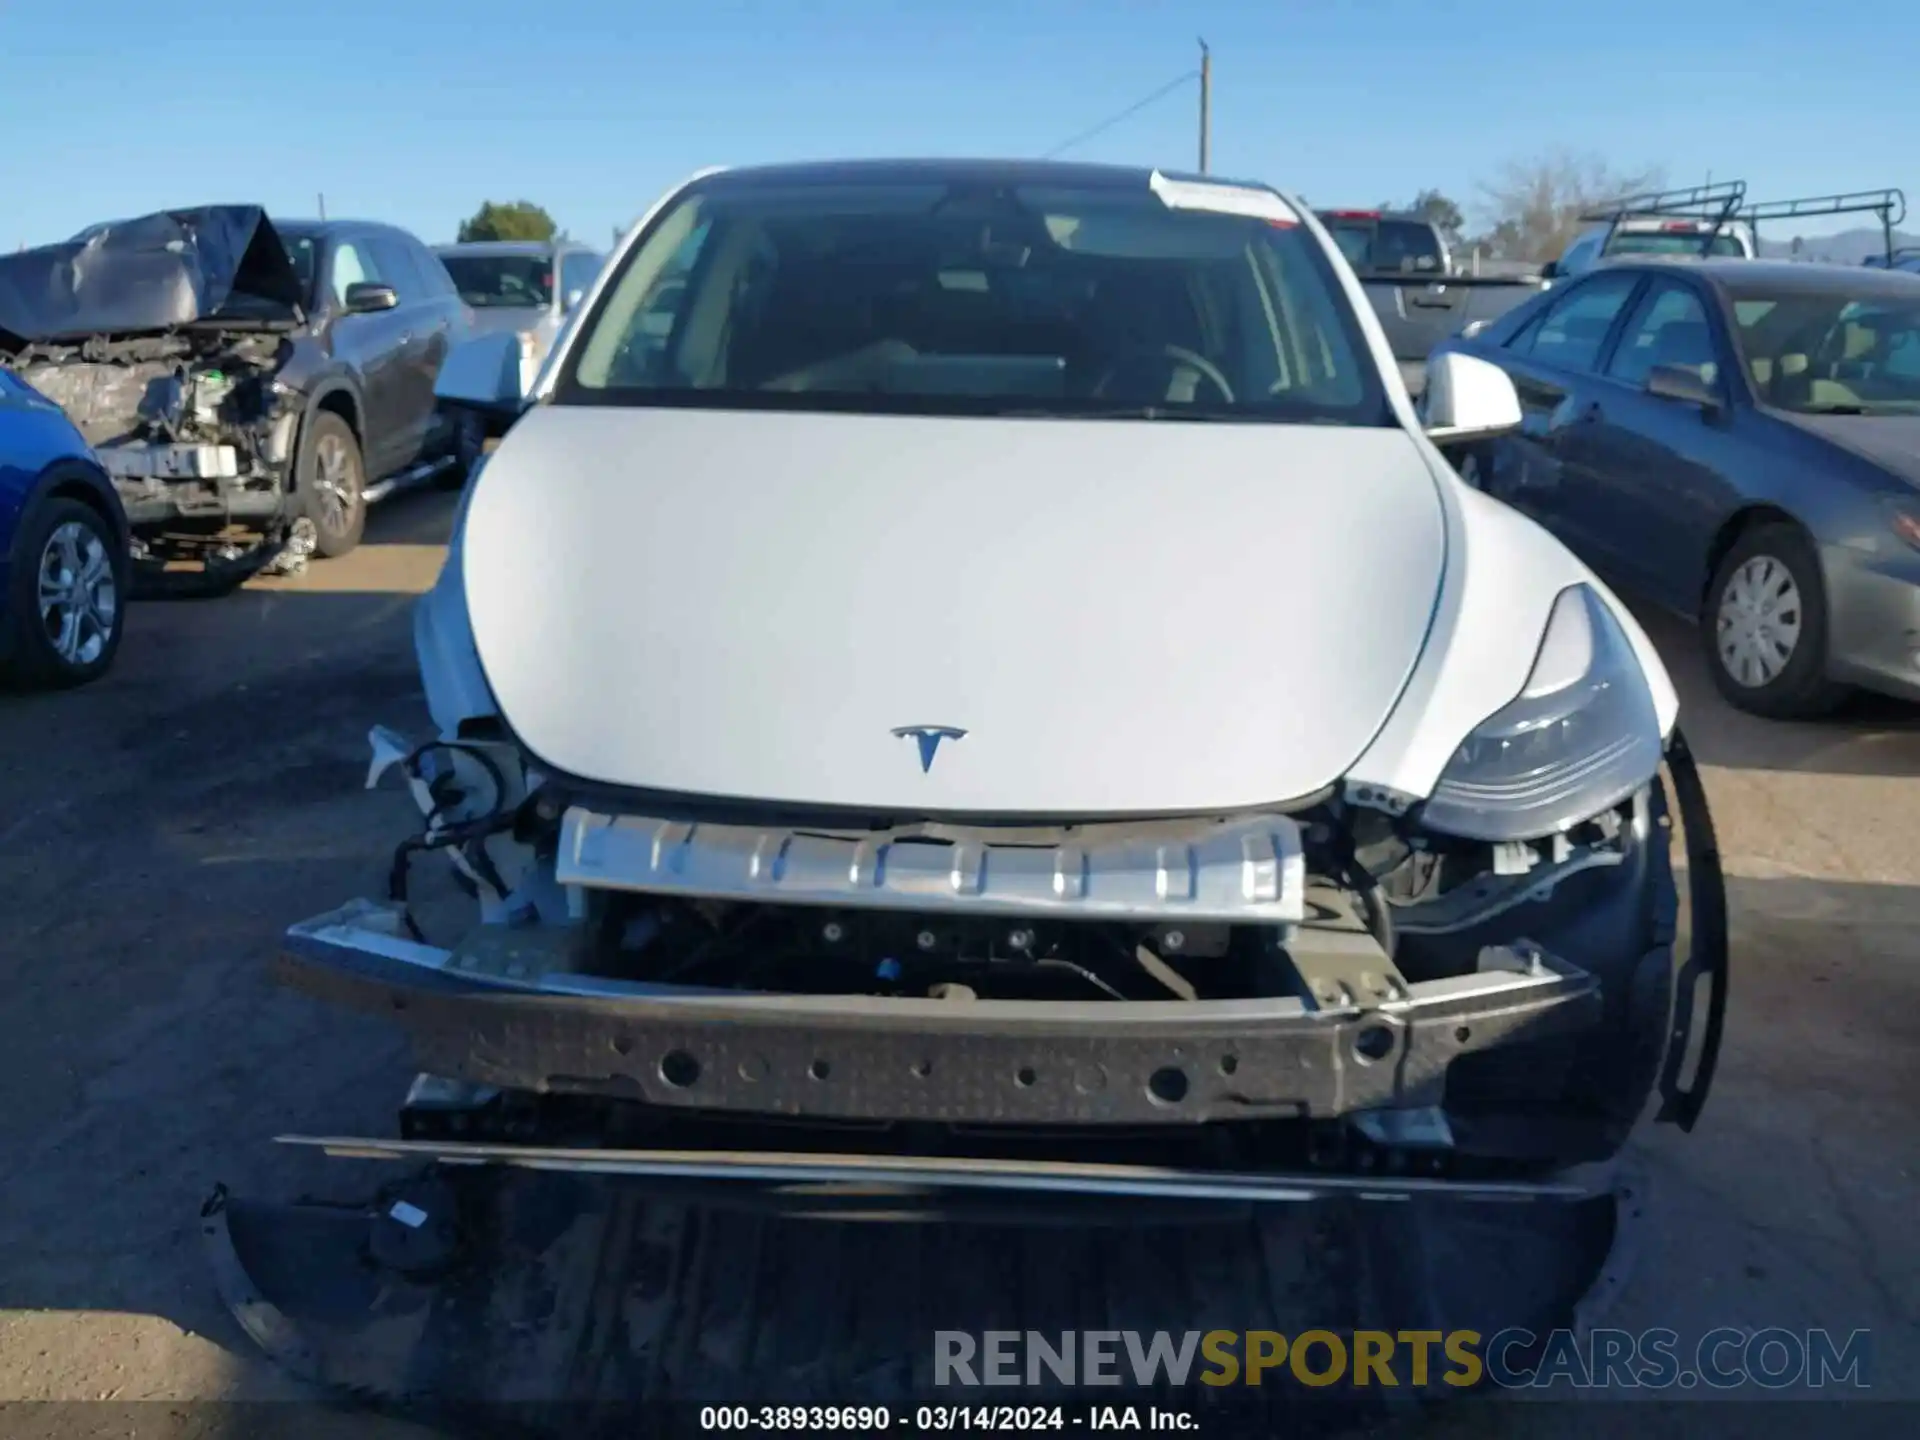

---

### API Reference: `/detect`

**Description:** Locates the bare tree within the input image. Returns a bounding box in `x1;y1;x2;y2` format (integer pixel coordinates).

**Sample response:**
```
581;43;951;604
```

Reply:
1471;149;1664;262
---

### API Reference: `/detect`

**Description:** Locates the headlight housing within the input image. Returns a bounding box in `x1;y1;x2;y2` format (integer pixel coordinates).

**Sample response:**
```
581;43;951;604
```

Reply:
1420;584;1662;842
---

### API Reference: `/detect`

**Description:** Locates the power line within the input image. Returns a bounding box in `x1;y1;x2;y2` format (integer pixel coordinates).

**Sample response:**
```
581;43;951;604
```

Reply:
1041;69;1200;161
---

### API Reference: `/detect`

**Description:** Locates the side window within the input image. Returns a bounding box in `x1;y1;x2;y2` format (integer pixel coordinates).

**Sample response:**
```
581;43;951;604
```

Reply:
1885;329;1920;380
329;240;383;309
1525;275;1640;374
1505;306;1549;354
1556;237;1596;275
409;240;457;298
1604;282;1717;388
559;250;602;301
366;237;426;302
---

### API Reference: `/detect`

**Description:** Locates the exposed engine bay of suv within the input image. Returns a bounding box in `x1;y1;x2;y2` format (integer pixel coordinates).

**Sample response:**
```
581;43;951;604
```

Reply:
10;330;298;532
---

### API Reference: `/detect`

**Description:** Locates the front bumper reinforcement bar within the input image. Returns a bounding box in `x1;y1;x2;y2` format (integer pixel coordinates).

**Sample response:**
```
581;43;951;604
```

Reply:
279;900;1603;1127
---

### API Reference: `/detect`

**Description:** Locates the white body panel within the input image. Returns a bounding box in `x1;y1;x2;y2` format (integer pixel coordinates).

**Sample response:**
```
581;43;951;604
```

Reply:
464;407;1449;814
429;170;1679;822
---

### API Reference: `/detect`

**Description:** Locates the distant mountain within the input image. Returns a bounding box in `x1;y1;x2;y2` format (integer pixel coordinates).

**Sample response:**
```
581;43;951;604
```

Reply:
1757;227;1920;263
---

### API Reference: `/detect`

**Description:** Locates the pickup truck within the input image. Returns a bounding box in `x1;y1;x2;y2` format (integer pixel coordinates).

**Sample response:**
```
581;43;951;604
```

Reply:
1314;209;1549;400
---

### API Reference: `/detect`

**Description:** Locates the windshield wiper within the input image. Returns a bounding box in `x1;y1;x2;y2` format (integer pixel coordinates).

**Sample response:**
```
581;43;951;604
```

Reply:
1796;403;1869;415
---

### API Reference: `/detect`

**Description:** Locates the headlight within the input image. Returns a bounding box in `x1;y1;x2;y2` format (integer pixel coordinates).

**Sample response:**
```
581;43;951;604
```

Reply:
1419;584;1662;842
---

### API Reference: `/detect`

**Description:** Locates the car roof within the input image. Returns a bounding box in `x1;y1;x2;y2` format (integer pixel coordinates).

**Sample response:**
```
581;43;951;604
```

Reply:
697;156;1277;194
274;219;418;241
1596;255;1920;299
436;240;587;256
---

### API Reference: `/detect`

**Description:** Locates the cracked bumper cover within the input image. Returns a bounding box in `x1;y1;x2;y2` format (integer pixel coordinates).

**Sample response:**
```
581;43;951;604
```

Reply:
277;901;1604;1127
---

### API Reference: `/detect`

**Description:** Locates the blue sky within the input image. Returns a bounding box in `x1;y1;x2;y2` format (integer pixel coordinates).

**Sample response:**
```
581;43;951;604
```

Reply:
2;0;1913;250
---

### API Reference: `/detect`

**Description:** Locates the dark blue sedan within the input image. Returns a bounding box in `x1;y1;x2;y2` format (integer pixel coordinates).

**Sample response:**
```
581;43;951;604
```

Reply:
0;363;130;688
1434;258;1920;718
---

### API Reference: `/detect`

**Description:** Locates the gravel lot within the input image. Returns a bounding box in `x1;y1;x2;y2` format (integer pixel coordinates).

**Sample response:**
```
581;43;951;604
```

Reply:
1;487;1914;1430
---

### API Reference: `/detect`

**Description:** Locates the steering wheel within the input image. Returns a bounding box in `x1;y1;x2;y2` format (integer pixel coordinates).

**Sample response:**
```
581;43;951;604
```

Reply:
1090;343;1236;405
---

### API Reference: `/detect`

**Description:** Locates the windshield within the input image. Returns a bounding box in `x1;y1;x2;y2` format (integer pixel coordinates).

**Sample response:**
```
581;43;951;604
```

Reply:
1607;230;1748;258
1319;218;1443;275
1732;293;1920;412
557;176;1389;425
441;253;555;308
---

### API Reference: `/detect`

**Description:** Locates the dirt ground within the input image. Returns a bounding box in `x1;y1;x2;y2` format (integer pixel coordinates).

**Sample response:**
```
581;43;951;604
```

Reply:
1;488;1915;1430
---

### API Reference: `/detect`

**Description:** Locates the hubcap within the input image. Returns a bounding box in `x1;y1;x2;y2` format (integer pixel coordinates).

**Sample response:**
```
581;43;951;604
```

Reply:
1716;555;1803;687
37;520;117;668
313;434;361;533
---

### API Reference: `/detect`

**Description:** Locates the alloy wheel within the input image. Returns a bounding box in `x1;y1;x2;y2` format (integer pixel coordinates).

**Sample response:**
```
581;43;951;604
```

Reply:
37;520;117;669
313;434;361;534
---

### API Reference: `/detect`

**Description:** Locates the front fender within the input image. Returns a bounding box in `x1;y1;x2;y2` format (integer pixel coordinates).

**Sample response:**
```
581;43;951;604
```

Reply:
414;459;498;734
1345;453;1679;805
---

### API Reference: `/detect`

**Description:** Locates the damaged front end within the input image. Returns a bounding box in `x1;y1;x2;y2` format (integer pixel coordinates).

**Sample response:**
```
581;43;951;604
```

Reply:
273;708;1724;1190
208;719;1725;1424
0;206;307;582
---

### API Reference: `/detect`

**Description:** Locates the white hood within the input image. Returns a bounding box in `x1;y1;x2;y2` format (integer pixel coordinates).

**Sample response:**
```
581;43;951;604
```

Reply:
461;405;1447;816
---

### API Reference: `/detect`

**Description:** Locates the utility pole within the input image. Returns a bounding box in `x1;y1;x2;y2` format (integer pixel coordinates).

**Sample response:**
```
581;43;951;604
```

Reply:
317;192;327;220
1197;39;1211;174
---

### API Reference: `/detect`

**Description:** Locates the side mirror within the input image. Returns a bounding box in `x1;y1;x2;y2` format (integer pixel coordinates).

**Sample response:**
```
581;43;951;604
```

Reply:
1645;364;1722;412
1538;259;1561;281
1423;351;1523;444
343;282;399;314
434;331;528;434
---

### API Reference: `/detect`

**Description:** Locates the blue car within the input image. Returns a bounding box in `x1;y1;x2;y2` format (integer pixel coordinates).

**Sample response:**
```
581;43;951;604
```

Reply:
1432;258;1920;719
0;365;130;688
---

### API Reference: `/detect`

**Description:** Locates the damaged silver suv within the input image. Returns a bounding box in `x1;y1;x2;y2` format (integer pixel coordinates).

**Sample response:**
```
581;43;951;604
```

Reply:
0;207;475;582
275;159;1728;1200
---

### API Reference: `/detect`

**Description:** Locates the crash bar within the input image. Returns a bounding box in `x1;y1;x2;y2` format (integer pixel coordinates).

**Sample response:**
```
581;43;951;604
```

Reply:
275;1135;1614;1204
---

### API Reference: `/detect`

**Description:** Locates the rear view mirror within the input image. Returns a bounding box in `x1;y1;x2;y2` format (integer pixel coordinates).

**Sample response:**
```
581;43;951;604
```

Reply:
1646;364;1722;412
1423;351;1523;444
564;288;585;312
434;331;527;433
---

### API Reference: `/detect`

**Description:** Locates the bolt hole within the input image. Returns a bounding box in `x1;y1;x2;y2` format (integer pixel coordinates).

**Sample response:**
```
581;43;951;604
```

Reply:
659;1050;700;1089
612;1035;634;1056
1016;1066;1037;1088
809;1058;831;1081
1147;1066;1189;1105
911;1060;932;1079
1454;1025;1471;1044
1354;1026;1395;1063
1218;1054;1239;1076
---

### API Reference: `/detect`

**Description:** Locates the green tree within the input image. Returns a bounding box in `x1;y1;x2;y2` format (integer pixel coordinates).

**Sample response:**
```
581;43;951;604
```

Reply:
1406;189;1466;249
456;200;558;243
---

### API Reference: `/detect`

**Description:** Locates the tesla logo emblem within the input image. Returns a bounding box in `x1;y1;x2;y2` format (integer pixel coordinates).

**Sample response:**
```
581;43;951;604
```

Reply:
891;725;967;773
